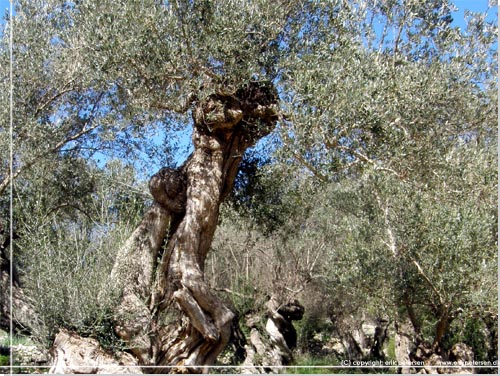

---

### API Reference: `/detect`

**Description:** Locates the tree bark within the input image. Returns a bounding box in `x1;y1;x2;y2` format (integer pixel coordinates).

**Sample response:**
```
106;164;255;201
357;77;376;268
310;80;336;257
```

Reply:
50;82;279;373
0;265;35;334
0;225;35;334
241;297;304;374
394;319;417;374
432;304;450;352
49;329;140;374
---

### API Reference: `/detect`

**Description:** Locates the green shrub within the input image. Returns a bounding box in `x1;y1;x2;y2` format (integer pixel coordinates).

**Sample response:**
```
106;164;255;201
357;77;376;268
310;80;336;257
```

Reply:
16;192;144;350
0;354;8;366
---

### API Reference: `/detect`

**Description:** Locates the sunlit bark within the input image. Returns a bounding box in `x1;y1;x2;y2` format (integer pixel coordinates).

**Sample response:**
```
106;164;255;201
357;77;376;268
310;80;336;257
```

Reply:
50;82;279;373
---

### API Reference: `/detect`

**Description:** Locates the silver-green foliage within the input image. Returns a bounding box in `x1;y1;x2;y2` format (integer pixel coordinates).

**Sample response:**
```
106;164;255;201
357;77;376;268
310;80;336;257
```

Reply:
0;0;304;195
0;0;496;356
277;1;497;180
15;160;147;346
261;0;497;350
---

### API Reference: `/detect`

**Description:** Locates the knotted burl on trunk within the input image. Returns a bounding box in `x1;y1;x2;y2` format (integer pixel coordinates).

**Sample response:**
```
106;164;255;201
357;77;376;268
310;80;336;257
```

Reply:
50;81;280;373
149;167;187;215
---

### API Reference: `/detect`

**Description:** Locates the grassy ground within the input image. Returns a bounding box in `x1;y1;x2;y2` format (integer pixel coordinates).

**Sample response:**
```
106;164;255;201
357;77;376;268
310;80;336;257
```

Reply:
287;353;396;374
0;354;8;366
288;354;345;374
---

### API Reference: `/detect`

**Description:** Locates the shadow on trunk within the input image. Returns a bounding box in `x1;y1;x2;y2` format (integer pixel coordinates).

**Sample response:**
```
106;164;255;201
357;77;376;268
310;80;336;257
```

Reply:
49;82;279;374
240;297;305;374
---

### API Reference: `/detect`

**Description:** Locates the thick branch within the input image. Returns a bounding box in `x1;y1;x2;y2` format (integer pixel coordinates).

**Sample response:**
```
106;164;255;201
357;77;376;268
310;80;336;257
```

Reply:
54;81;281;373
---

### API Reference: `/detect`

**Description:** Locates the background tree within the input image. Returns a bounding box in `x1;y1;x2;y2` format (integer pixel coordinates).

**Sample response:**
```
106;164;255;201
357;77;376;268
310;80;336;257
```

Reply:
209;0;497;370
265;0;497;368
3;0;297;372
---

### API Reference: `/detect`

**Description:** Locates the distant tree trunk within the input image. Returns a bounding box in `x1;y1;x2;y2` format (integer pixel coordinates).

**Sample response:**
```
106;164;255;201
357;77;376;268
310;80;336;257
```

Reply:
0;237;12;329
432;304;450;352
241;297;304;374
370;319;390;360
394;319;418;374
0;225;34;334
50;82;279;373
402;293;422;341
0;265;35;333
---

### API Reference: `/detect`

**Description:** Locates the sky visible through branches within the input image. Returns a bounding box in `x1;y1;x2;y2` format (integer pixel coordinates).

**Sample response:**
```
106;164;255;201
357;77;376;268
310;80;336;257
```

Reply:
0;0;497;178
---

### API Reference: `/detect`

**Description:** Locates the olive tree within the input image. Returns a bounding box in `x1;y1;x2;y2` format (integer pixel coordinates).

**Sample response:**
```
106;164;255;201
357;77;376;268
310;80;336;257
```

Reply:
1;0;496;372
2;0;301;372
268;0;497;365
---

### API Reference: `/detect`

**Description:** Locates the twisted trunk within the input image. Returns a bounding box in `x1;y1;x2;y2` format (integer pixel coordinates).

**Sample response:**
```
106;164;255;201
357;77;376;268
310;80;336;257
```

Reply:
50;82;278;373
242;297;304;374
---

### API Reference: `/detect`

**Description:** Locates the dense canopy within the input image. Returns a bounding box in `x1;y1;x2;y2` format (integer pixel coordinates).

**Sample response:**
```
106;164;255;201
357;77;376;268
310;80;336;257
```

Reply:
0;0;497;373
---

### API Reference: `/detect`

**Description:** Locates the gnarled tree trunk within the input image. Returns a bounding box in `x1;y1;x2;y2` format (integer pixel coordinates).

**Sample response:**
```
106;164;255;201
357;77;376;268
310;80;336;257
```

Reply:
242;297;304;374
50;82;279;373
